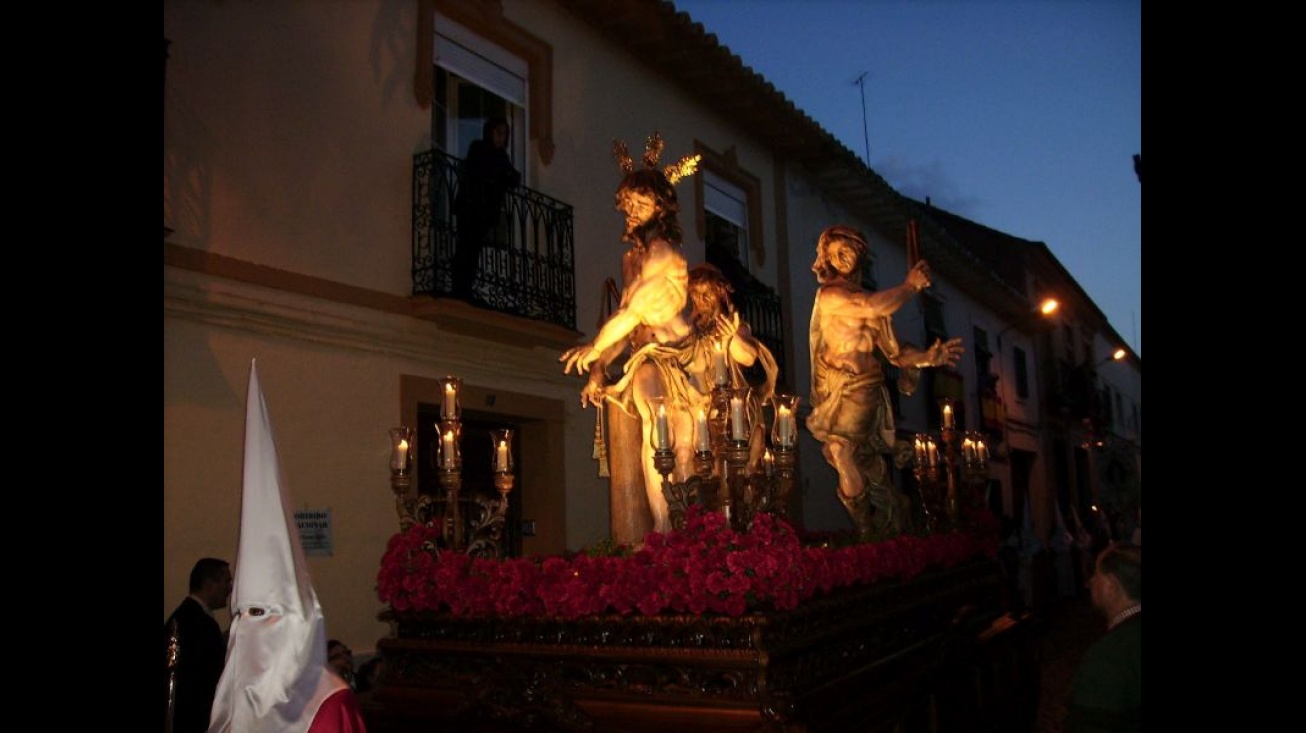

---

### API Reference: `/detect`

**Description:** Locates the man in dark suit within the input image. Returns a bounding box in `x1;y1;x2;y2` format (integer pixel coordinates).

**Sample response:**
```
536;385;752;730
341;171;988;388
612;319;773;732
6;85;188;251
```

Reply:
1067;542;1141;733
165;558;233;733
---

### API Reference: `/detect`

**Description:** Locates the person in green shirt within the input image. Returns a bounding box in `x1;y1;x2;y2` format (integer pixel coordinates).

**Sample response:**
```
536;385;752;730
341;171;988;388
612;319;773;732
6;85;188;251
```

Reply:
1067;542;1141;732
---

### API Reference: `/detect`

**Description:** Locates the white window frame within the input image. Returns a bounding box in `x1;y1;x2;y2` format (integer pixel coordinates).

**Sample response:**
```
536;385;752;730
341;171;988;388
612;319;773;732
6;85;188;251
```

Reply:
702;169;751;271
434;15;528;175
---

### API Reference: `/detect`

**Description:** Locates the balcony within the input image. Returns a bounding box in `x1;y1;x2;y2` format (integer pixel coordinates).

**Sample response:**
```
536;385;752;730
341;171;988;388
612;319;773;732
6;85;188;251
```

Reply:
413;150;786;377
1046;358;1119;437
412;149;576;331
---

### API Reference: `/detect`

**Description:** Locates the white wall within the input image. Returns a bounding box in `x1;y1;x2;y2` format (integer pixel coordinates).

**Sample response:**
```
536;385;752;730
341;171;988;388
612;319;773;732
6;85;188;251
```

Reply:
165;0;813;655
164;0;1073;656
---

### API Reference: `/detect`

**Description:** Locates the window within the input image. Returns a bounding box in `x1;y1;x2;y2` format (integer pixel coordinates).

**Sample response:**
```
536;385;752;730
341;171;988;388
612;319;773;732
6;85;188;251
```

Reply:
450;75;519;159
1013;346;1029;399
433;19;527;171
976;326;1002;435
703;169;751;273
973;326;993;386
417;4;556;165
694;151;764;292
922;292;948;345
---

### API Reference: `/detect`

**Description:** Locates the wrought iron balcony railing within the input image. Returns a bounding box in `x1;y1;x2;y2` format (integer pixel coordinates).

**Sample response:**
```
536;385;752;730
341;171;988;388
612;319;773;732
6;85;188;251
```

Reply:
734;288;786;388
412;149;576;331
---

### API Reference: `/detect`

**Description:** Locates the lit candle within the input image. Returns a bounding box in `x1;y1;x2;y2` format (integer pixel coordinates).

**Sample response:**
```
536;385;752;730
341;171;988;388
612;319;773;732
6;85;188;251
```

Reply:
695;407;711;452
496;439;509;472
927;440;938;467
712;341;729;386
730;396;746;441
391;438;409;472
962;437;975;464
978;439;989;465
942;403;954;430
777;405;793;447
441;429;456;467
443;382;457;419
763;449;775;476
655;402;670;450
914;436;926;466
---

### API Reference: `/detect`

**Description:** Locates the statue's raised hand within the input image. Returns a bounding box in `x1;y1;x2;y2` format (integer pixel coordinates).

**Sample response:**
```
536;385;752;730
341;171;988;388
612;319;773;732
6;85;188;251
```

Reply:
715;311;741;341
907;260;932;292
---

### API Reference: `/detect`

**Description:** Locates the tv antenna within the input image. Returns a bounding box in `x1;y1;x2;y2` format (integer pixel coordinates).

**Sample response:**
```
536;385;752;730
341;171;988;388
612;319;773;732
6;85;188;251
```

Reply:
852;71;871;165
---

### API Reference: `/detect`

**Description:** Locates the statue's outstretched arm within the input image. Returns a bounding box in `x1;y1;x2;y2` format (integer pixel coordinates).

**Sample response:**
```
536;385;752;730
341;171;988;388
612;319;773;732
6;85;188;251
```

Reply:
561;308;644;375
892;337;965;370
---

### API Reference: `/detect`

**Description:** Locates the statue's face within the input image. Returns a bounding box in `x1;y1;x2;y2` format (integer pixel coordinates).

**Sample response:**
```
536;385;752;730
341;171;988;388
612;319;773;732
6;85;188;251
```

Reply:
616;189;657;237
824;238;861;275
689;282;720;319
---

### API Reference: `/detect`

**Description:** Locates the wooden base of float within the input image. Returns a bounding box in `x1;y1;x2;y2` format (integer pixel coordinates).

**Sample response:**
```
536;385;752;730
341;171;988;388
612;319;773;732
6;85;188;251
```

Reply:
360;558;1040;732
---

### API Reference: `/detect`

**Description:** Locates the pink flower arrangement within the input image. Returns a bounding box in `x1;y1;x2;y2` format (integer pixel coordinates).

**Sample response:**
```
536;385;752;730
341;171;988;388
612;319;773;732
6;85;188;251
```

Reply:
376;506;1000;619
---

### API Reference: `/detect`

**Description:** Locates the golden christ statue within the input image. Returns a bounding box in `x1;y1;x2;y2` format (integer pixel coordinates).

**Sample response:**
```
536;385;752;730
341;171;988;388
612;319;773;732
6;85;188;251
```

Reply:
560;132;703;541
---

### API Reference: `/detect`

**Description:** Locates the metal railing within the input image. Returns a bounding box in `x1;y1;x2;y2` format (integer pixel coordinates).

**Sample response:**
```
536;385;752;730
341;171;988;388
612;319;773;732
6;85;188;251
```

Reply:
734;288;786;387
412;149;576;330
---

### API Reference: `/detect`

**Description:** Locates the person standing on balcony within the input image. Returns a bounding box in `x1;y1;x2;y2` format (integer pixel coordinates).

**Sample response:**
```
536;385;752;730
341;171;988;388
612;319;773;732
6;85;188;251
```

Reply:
806;224;963;539
561;132;702;538
452;116;520;304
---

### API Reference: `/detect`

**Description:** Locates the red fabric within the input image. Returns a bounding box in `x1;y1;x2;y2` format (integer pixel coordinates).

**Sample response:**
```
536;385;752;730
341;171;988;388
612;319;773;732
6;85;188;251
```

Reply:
306;688;368;733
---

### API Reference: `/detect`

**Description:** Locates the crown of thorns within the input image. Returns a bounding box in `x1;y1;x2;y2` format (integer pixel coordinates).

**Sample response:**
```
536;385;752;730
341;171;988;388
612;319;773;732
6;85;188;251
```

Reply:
612;131;701;185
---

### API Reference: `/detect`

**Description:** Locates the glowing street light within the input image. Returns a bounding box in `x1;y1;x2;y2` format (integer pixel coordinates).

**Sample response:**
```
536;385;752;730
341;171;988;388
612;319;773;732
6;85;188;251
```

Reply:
996;297;1059;344
1094;347;1127;367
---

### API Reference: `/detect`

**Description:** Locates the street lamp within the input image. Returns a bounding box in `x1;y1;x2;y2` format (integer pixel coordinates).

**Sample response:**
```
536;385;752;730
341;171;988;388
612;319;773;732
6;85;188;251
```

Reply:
1094;347;1127;367
996;297;1059;347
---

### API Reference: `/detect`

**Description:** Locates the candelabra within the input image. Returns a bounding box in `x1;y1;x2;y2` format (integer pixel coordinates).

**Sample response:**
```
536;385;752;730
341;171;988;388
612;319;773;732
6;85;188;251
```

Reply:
657;384;800;533
911;397;990;533
388;376;516;559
